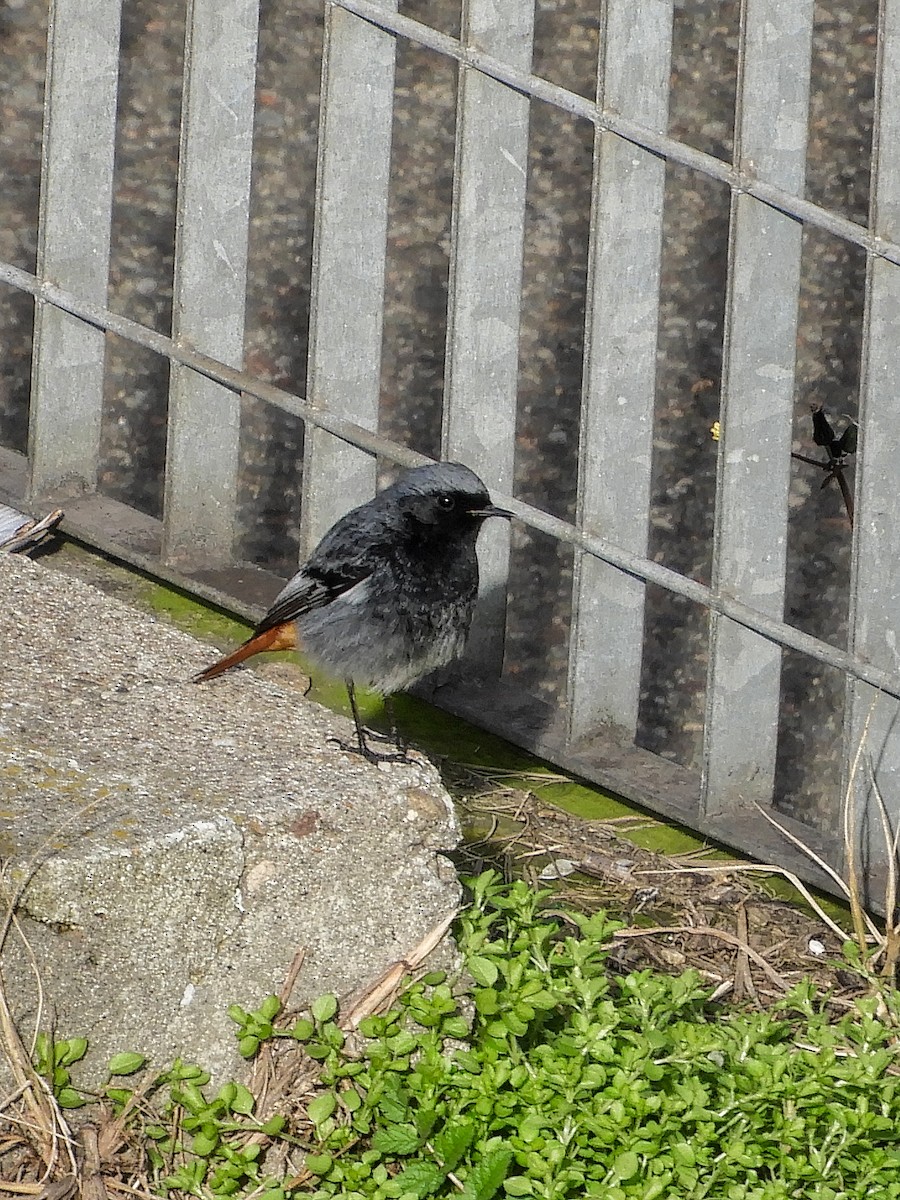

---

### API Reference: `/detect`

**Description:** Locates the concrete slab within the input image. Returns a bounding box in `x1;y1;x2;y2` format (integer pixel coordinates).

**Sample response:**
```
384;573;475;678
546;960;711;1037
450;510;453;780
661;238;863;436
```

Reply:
0;551;460;1087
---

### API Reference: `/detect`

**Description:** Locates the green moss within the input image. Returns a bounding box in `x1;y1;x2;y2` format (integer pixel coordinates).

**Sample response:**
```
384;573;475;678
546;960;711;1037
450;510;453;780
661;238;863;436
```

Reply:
143;584;251;647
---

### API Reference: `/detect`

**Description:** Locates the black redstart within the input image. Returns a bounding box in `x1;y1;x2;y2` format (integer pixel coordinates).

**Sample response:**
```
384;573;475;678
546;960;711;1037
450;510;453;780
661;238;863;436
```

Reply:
194;461;511;761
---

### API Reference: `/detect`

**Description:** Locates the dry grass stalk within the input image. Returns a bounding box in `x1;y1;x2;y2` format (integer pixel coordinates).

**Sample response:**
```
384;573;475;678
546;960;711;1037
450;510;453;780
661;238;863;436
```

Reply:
840;701;875;955
751;803;881;945
245;945;308;1110
612;924;789;991
342;909;458;1030
865;763;900;977
653;698;900;1003
731;904;758;1002
1;801;106;1188
1;901;77;1185
751;695;900;983
639;862;854;943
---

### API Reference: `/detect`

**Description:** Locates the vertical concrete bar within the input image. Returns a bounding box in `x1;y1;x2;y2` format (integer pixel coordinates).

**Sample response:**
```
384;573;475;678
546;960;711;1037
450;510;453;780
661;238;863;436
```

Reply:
300;0;397;553
29;0;122;499
844;0;900;895
442;0;533;671
702;0;815;815
567;0;673;744
163;0;259;565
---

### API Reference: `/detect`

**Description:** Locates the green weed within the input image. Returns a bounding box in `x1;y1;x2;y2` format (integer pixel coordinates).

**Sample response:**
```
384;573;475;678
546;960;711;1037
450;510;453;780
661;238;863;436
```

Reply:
26;872;900;1199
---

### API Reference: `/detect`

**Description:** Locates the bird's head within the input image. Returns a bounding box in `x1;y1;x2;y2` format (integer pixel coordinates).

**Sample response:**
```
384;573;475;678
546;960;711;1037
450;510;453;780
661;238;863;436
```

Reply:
390;462;512;534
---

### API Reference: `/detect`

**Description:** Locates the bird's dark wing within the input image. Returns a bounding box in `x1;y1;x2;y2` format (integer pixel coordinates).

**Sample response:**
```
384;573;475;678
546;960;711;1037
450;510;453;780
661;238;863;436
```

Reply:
254;489;399;635
253;507;392;635
254;559;373;635
836;422;858;456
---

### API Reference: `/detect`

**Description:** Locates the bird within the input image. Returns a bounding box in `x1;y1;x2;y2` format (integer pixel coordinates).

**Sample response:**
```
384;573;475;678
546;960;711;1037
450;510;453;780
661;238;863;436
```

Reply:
194;461;512;762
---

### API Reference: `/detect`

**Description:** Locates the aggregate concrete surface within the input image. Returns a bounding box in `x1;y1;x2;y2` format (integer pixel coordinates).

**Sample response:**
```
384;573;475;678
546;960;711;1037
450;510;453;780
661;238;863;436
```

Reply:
0;551;461;1086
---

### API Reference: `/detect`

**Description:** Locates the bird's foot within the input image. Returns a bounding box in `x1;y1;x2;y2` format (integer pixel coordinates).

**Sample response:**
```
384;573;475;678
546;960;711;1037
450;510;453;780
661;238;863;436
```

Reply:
327;735;415;766
354;726;397;746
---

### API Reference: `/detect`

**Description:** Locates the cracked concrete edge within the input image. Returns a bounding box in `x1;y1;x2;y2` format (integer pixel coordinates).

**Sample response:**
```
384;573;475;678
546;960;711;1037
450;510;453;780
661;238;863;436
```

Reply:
0;550;463;1088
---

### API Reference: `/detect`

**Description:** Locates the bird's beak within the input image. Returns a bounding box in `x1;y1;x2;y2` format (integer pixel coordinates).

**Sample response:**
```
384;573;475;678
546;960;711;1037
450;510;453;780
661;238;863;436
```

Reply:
473;504;513;520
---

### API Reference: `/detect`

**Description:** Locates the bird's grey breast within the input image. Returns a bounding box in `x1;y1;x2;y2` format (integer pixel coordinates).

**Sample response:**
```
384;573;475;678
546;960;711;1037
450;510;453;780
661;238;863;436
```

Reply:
296;548;478;693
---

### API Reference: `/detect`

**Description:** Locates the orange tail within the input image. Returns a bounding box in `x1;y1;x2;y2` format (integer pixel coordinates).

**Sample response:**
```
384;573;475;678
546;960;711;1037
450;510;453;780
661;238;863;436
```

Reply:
193;622;298;683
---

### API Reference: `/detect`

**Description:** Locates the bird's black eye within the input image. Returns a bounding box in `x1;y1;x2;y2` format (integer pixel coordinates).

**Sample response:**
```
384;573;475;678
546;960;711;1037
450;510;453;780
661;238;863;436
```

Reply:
437;495;456;510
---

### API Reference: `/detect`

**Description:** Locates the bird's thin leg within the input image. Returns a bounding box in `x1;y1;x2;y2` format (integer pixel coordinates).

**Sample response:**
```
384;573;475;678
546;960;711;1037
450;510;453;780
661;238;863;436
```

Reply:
384;695;407;755
790;450;829;470
329;681;411;764
348;684;394;745
835;466;855;527
347;681;370;758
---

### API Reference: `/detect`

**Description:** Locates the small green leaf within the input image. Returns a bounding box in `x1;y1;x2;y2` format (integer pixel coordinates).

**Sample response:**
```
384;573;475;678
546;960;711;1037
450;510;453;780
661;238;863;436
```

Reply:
388;1030;418;1055
372;1123;420;1155
610;1151;640;1183
458;1148;512;1200
304;1042;332;1060
58;1038;88;1067
393;1160;445;1197
231;1082;255;1114
163;1161;205;1192
323;1022;346;1049
468;956;499;987
291;1018;315;1041
502;1011;529;1036
433;1120;476;1171
357;1015;383;1038
475;989;499;1015
174;1080;208;1114
307;1092;337;1126
305;1152;334;1176
527;990;558;1011
192;1129;219;1156
33;1032;52;1073
672;1144;695;1168
260;994;282;1021
442;1016;470;1039
107;1052;146;1076
842;940;861;963
517;1115;543;1143
166;1058;208;1083
312;994;339;1023
56;1086;87;1109
376;1091;409;1123
503;1179;534;1197
238;1034;260;1059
